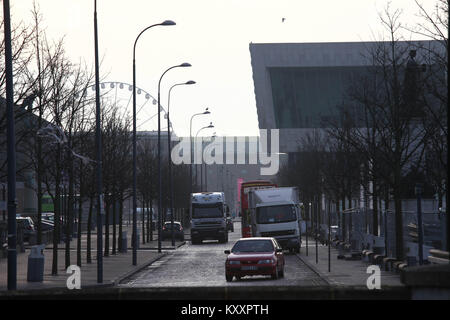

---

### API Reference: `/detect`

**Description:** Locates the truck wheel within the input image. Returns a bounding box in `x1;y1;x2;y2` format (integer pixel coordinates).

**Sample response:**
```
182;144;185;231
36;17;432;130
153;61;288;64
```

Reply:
219;234;227;243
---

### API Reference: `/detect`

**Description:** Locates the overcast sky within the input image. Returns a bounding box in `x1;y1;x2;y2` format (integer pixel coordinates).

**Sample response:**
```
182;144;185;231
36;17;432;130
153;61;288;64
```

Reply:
9;0;434;137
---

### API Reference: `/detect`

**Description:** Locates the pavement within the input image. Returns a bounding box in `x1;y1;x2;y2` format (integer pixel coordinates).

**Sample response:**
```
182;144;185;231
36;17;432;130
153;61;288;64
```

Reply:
0;224;186;291
297;237;404;288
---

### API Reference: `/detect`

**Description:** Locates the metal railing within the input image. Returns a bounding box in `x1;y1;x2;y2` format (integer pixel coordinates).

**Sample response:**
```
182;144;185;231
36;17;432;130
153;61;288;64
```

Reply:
316;206;448;262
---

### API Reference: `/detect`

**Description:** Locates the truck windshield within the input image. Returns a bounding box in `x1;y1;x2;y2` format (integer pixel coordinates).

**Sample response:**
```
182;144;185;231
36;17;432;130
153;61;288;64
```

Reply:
256;205;296;224
192;203;223;218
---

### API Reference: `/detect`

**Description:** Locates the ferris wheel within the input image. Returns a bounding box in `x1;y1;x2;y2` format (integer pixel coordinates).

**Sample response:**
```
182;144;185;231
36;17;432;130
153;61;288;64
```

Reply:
85;81;171;132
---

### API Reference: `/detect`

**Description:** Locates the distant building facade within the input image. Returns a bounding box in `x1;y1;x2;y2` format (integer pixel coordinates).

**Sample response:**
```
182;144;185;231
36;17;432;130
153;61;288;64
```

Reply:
249;41;440;155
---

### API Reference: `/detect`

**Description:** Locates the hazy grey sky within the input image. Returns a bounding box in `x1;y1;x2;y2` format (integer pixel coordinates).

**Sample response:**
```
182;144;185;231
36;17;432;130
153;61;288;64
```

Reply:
10;0;433;137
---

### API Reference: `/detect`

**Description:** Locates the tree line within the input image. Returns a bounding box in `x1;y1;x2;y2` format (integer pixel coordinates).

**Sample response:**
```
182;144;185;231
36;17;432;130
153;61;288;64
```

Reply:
0;2;191;274
278;1;448;260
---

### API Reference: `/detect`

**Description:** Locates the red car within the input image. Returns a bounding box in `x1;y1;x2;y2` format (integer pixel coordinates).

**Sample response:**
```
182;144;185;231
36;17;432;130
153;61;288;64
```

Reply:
224;237;285;282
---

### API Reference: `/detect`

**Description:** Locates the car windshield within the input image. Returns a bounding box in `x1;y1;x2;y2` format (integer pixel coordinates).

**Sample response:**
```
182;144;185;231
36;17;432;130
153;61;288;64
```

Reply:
192;203;223;218
43;215;54;221
256;205;297;224
164;223;180;230
231;240;274;253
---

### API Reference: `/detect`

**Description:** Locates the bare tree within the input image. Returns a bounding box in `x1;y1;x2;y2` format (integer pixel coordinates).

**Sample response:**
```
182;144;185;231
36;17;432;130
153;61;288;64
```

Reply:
36;37;94;273
137;138;157;243
101;104;131;256
327;6;432;259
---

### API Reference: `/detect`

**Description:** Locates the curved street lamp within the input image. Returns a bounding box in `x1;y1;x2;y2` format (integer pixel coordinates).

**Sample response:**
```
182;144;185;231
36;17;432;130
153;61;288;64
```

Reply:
157;63;192;253
195;122;214;192
189;108;211;195
131;19;175;266
167;80;196;246
204;132;217;192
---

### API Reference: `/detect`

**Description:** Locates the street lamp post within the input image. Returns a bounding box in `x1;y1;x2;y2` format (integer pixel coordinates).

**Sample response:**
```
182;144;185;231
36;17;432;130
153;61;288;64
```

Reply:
195;122;214;192
93;1;103;283
189;109;211;194
167;80;196;246
157;63;192;253
3;0;17;291
132;19;175;265
204;132;216;192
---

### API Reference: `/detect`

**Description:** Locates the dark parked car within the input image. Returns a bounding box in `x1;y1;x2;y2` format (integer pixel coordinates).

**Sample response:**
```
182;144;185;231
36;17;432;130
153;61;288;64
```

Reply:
16;217;36;242
161;221;184;241
42;212;55;222
224;237;285;282
40;219;54;231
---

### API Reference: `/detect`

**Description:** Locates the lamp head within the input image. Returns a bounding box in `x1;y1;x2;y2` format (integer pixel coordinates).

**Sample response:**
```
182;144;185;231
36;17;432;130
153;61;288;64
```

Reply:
186;80;196;85
208;122;214;128
161;20;176;26
179;62;192;67
203;107;210;115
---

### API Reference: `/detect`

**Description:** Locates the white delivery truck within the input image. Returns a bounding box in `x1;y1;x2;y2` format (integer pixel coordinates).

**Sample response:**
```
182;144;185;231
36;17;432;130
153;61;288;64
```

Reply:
248;187;302;253
190;192;229;244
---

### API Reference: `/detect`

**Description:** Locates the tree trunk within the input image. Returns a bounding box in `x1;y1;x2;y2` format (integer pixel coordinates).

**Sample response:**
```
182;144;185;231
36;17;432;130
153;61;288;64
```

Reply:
149;197;153;241
146;200;150;243
342;196;346;242
112;195;117;255
76;160;83;267
337;199;341;240
104;196;110;257
394;184;404;260
348;193;352;243
52;182;61;275
118;195;123;252
65;151;74;269
142;197;146;244
372;179;379;236
87;195;93;264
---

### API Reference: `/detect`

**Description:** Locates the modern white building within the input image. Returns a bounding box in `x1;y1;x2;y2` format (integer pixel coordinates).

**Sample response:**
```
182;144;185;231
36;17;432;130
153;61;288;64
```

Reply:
249;41;440;155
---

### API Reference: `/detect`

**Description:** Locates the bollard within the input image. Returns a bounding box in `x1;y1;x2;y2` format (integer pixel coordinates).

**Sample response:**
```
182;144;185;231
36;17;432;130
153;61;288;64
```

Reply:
120;231;127;253
337;243;345;259
406;256;417;267
27;244;45;282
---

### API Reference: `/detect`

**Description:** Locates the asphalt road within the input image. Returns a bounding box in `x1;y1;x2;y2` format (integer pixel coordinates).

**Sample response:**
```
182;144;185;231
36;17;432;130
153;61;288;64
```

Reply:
119;221;327;288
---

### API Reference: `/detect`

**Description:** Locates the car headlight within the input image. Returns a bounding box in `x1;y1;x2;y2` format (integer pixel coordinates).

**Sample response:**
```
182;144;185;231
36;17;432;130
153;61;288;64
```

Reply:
258;259;274;264
228;260;240;265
